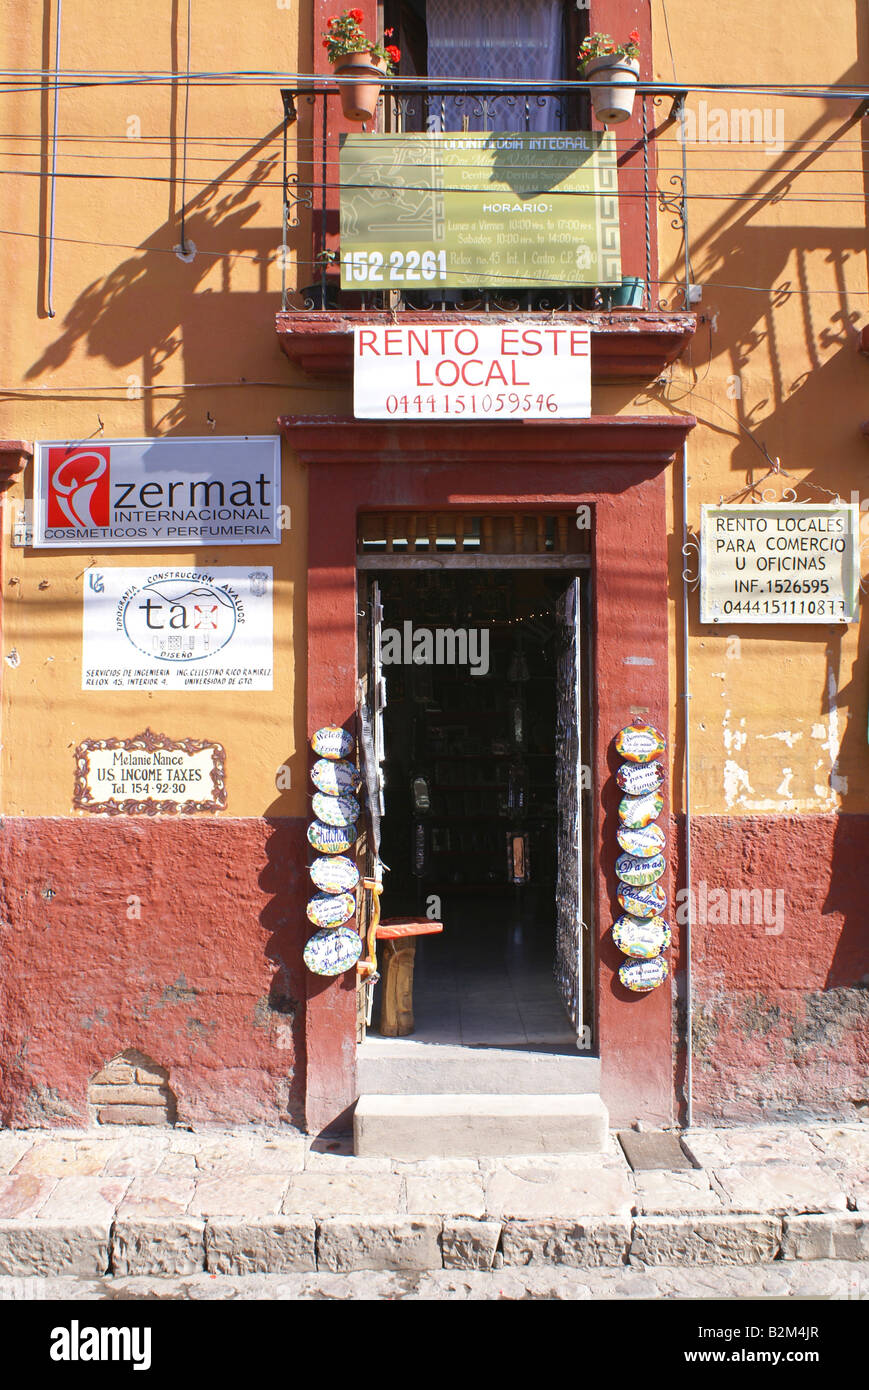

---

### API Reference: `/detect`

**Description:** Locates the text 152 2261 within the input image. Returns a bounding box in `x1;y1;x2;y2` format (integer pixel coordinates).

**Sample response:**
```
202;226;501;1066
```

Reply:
343;250;447;284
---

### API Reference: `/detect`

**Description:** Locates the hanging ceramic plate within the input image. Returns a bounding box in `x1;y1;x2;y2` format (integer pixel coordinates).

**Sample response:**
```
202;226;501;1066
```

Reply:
615;722;666;763
310;726;355;761
612;913;671;960
309;855;360;895
306;890;356;929
618;790;664;828
616;823;666;859
311;791;361;827
311;758;361;795
619;956;669;992
307;820;357;855
618;882;667;918
303;925;363;977
616;761;665;796
616;851;666;886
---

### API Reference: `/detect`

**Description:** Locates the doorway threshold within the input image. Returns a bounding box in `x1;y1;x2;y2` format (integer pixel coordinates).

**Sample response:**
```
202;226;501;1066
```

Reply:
358;1035;601;1096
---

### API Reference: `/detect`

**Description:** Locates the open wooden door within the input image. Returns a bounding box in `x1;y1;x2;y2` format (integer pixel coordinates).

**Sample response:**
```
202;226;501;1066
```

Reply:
356;577;387;1040
554;575;593;1047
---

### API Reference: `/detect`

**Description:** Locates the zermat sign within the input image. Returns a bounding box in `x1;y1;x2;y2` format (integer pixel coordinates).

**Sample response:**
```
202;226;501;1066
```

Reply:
339;131;620;290
34;436;281;548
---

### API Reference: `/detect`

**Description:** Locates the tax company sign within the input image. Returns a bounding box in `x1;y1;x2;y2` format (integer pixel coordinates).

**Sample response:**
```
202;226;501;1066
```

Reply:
82;567;274;690
33;436;281;548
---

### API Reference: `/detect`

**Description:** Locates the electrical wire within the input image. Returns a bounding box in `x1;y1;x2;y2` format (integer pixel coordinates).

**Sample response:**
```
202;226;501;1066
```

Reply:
178;0;192;255
0;71;868;95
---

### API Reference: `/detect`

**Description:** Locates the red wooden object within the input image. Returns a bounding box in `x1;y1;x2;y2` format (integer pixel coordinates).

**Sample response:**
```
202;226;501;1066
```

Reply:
377;918;444;940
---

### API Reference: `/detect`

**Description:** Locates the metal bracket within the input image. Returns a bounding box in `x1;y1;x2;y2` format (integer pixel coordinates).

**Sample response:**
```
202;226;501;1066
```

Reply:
281;89;298;126
682;528;700;590
658;174;686;232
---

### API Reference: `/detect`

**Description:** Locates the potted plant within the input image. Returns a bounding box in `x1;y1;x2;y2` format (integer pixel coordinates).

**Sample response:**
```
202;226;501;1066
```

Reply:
578;31;640;125
322;10;400;123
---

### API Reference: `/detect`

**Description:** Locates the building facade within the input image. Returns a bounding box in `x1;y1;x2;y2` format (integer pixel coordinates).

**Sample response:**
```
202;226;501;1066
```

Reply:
0;1;866;1138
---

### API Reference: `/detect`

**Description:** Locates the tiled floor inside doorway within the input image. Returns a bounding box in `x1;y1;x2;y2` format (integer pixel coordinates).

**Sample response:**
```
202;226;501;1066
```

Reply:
370;890;577;1051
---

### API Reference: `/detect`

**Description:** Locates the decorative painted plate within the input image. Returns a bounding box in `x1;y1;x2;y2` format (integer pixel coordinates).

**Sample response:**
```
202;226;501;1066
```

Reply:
617;882;667;918
311;791;361;827
306;890;357;929
619;956;669;992
615;851;666;887
309;855;360;895
616;823;666;859
615;722;666;763
616;761;665;796
310;726;355;761
311;758;361;795
307;820;357;855
618;790;664;828
303;925;363;977
612;913;672;960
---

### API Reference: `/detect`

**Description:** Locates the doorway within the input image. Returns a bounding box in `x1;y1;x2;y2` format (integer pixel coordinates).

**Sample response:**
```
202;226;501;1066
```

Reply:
358;558;594;1058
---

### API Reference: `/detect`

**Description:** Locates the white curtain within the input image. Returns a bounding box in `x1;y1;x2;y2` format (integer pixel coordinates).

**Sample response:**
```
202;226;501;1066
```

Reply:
425;0;565;132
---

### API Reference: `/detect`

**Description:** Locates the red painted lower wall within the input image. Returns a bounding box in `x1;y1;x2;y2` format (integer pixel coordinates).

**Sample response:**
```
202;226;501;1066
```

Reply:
1;809;865;1130
682;813;869;1124
0;817;308;1129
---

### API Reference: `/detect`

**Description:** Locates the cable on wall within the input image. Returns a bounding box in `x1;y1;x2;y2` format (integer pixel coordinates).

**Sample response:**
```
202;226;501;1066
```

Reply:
46;0;62;317
175;0;196;262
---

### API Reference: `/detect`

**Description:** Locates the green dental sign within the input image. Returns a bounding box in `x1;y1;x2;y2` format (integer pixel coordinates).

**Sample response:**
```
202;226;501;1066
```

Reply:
339;131;622;291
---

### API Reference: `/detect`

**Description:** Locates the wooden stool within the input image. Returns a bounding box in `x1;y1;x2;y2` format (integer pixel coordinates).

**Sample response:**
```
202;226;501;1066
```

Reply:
376;918;443;1037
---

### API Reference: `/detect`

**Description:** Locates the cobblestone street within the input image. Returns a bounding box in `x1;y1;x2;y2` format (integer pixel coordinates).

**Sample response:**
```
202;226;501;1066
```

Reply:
1;1259;865;1301
0;1122;866;1288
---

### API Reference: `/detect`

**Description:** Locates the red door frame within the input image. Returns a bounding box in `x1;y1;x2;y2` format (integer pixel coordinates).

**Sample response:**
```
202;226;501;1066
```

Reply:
281;414;695;1134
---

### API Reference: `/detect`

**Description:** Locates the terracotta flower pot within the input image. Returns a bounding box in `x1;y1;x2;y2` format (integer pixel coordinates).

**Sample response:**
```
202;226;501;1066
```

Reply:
584;55;639;125
332;51;386;123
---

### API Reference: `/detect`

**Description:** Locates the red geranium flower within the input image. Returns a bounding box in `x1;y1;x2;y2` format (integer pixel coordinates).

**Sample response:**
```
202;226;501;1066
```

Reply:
629;29;640;43
349;7;364;21
322;38;330;47
385;45;401;63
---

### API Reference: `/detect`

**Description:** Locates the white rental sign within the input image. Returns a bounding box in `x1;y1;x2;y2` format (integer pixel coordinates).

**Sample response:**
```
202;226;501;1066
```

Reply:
353;323;591;419
82;566;274;690
34;436;281;548
700;503;860;623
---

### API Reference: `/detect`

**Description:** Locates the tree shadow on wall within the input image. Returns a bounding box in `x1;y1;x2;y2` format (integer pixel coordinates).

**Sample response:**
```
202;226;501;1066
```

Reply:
26;128;287;434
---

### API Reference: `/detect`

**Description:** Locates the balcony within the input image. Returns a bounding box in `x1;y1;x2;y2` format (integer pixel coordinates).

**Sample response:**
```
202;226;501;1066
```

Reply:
276;77;696;382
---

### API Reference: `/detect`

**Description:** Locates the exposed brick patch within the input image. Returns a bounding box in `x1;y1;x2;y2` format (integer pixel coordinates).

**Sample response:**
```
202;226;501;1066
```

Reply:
88;1050;177;1127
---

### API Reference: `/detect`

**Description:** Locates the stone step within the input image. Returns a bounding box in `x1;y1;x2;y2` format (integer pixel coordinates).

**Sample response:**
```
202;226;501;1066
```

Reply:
357;1040;600;1095
354;1092;609;1159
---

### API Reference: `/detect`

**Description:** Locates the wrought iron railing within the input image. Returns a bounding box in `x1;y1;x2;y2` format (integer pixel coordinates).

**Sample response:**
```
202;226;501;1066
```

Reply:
280;77;687;315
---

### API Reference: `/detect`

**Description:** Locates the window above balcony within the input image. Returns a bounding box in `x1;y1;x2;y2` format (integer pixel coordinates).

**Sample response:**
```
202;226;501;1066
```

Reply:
277;5;695;381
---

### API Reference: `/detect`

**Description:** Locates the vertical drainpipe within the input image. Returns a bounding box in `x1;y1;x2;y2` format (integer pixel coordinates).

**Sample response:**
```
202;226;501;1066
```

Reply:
681;438;693;1128
46;0;63;318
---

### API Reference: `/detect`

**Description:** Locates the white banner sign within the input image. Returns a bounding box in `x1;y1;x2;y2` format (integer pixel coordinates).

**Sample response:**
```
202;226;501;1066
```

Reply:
34;436;281;548
353;323;591;419
700;503;860;624
82;567;274;690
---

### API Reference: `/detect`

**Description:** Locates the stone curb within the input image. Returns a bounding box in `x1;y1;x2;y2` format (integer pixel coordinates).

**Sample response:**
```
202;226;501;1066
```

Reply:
0;1211;868;1276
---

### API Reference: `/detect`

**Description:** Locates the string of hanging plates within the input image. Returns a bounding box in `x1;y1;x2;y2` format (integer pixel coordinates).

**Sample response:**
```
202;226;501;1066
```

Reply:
613;722;671;993
304;725;365;977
